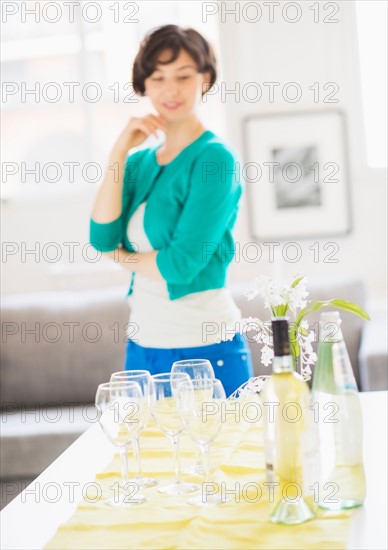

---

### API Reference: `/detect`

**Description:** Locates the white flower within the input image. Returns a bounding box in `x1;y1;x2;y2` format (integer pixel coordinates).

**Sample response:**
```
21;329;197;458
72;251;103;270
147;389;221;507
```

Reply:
228;376;269;399
248;276;285;311
261;344;274;367
261;278;288;311
252;332;263;344
298;328;317;380
241;275;319;378
300;319;309;331
261;331;272;345
287;277;309;313
239;317;265;333
245;284;260;301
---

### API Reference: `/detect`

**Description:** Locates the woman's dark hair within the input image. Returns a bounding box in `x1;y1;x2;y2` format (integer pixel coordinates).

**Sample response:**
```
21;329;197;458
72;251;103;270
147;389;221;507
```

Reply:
132;24;217;97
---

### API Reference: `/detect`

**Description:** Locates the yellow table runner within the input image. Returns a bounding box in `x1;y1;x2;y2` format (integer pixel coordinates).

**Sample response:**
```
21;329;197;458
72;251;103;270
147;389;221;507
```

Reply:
45;402;352;549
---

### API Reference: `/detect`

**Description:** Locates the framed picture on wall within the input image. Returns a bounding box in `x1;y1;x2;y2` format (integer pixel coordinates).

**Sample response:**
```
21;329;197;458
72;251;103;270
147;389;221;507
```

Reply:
242;110;351;240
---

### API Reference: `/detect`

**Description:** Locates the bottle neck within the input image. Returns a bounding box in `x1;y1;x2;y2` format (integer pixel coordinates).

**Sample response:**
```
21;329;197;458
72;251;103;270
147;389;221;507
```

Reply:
272;355;294;374
320;322;344;344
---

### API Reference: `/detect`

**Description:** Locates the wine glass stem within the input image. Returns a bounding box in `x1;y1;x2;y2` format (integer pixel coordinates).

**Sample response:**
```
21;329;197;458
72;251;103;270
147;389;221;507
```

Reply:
119;445;130;487
194;448;202;468
200;444;210;484
133;434;142;479
171;436;182;485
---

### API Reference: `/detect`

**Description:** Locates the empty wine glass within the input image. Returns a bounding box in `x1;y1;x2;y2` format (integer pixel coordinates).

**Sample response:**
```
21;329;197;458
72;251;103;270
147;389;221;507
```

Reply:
95;381;147;507
151;373;200;495
176;378;229;507
171;359;215;381
172;359;215;475
110;370;158;487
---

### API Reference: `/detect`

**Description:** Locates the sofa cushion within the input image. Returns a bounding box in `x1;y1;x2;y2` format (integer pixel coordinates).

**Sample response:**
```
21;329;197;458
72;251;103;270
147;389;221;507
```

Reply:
1;286;129;407
1;478;36;510
1;277;367;411
0;406;93;478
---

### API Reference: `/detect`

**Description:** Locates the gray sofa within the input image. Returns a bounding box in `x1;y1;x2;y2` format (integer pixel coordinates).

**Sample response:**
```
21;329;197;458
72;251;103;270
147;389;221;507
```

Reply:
1;276;386;508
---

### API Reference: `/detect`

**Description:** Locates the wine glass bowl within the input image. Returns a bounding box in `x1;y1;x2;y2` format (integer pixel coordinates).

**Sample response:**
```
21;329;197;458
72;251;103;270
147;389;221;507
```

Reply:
171;359;215;475
110;370;158;487
151;373;200;495
171;359;215;381
175;378;228;507
95;381;147;506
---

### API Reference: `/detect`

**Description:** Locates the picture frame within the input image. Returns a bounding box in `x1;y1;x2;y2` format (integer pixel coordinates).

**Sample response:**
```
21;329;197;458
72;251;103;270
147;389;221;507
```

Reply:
242;110;351;240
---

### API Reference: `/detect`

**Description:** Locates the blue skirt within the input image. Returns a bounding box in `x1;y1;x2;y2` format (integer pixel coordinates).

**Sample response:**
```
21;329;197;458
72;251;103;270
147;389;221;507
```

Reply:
123;333;254;398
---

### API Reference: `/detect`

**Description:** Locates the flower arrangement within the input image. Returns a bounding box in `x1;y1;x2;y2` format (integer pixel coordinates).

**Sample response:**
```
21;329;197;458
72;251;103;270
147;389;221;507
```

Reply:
226;275;370;398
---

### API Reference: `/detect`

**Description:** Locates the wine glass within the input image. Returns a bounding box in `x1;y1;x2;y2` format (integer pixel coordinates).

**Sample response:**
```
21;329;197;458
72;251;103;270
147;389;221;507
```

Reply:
176;378;229;507
110;370;158;487
95;381;147;507
171;359;215;474
151;373;200;495
171;359;215;381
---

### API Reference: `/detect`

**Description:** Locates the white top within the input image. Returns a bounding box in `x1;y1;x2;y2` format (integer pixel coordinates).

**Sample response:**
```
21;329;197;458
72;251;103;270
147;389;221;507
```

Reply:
126;202;241;348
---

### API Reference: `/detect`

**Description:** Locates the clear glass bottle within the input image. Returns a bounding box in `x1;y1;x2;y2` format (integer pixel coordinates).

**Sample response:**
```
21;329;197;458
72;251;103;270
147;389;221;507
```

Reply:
311;311;366;510
261;318;317;525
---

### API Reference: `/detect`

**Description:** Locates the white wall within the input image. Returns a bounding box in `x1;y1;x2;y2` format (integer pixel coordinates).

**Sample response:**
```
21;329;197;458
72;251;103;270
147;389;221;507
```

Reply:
1;1;387;302
216;0;387;301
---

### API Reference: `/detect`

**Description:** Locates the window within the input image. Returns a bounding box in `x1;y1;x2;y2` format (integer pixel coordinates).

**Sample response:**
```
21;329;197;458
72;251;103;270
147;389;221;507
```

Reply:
355;0;387;168
1;1;222;200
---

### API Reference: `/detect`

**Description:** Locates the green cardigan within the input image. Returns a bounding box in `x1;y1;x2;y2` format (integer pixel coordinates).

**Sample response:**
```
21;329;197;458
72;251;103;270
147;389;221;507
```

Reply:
89;130;243;300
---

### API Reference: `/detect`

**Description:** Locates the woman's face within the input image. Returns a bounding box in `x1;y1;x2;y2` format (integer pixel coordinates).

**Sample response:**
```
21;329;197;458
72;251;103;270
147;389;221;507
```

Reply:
144;48;210;122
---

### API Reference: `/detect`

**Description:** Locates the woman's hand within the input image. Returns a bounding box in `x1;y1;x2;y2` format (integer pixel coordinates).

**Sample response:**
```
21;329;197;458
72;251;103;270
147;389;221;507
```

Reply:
114;114;167;152
91;114;166;224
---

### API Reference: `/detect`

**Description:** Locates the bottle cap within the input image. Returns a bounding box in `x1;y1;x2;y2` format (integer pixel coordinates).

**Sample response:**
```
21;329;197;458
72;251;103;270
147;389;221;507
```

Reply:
271;317;290;356
320;311;343;342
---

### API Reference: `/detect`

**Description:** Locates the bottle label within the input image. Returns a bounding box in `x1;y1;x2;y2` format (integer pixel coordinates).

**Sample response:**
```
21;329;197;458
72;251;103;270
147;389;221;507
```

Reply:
332;343;357;391
264;439;276;484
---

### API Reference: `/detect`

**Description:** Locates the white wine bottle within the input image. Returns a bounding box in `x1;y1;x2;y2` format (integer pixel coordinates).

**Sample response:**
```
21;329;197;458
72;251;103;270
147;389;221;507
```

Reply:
261;318;317;525
311;311;366;510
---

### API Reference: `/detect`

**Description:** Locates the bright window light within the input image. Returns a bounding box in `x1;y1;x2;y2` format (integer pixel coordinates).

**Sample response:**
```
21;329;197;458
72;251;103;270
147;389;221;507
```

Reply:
0;1;221;200
356;1;387;168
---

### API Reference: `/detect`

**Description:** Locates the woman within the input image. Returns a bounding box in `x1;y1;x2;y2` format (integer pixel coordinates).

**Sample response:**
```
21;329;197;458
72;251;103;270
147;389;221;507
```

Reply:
90;24;253;396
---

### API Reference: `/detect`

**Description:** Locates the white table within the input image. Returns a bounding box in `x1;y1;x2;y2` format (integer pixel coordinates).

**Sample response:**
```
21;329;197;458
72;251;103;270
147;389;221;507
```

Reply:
1;391;387;550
